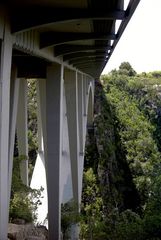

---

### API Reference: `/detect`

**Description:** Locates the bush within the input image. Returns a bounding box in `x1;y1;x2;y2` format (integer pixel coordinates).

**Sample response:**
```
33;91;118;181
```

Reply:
10;156;43;223
10;187;43;223
61;200;80;239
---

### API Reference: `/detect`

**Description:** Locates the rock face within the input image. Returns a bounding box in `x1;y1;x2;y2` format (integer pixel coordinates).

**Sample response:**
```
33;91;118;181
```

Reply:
93;80;140;215
8;223;48;240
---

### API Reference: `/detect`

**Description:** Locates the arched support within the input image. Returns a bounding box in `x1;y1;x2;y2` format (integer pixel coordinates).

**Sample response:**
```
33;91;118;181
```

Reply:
16;78;28;186
31;69;95;239
77;72;87;203
82;76;94;155
87;83;94;129
82;75;89;148
64;69;80;205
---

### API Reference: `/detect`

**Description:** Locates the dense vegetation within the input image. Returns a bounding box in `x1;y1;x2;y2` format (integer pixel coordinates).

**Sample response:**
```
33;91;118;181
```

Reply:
81;62;161;239
9;79;41;223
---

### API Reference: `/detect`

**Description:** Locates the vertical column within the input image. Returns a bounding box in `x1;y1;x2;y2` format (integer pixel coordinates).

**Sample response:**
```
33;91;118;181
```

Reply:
0;19;13;240
83;75;87;116
82;75;88;147
77;73;86;203
64;69;80;204
45;63;63;240
86;76;89;95
17;78;28;185
36;79;46;155
87;89;94;128
87;78;94;129
8;66;20;198
77;73;84;155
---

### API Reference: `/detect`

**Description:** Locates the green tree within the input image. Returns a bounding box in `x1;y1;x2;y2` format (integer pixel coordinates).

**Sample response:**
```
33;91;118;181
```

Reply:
80;168;104;239
118;62;136;76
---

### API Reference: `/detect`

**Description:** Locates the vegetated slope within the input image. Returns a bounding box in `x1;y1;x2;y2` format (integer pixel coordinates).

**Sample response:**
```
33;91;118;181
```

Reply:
81;63;161;240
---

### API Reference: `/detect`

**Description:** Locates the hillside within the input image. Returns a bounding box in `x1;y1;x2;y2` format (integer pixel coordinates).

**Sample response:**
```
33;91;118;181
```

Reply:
80;63;161;239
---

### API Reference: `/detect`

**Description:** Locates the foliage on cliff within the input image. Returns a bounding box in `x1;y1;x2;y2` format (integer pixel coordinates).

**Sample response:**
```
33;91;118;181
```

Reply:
81;62;161;239
10;155;43;223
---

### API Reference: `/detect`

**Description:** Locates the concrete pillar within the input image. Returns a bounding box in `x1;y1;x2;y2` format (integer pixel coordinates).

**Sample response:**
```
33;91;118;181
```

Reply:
77;73;86;203
45;63;63;240
8;66;20;199
82;75;88;147
64;69;80;204
0;19;13;240
83;75;87;116
36;79;46;155
77;73;84;155
17;78;28;185
87;88;94;128
86;76;89;95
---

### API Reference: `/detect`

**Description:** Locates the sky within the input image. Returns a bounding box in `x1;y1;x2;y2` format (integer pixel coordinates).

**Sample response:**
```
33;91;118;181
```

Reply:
102;0;161;74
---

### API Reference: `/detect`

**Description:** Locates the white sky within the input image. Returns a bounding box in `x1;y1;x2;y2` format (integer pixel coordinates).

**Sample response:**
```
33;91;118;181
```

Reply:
102;0;161;74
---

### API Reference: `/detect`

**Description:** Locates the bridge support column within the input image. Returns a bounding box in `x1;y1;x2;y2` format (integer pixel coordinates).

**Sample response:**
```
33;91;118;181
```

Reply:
82;75;88;147
0;20;13;240
36;79;46;155
87;84;94;128
17;78;28;186
8;66;20;199
45;63;63;240
77;73;84;155
77;73;84;202
64;69;80;204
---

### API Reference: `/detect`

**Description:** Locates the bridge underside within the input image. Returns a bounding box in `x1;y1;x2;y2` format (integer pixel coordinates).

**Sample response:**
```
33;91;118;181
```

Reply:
0;0;140;239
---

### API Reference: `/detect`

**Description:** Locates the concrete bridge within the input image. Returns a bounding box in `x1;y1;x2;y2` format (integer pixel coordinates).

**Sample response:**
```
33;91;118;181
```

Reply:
0;0;140;239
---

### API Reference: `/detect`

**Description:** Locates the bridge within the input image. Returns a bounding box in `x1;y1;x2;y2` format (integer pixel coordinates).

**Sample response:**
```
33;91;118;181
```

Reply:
0;0;140;239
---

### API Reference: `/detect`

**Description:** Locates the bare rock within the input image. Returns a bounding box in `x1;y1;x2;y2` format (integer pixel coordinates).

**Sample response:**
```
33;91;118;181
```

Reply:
8;223;48;240
26;237;46;240
12;219;26;225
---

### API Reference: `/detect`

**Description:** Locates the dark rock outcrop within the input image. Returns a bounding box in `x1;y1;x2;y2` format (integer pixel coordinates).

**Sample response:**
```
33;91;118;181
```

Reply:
8;223;48;240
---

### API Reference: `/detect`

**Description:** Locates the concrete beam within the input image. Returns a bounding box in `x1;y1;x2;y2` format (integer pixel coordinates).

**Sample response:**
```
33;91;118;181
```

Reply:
69;56;106;65
11;8;125;33
63;51;106;61
40;32;116;49
54;44;111;57
73;59;107;68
